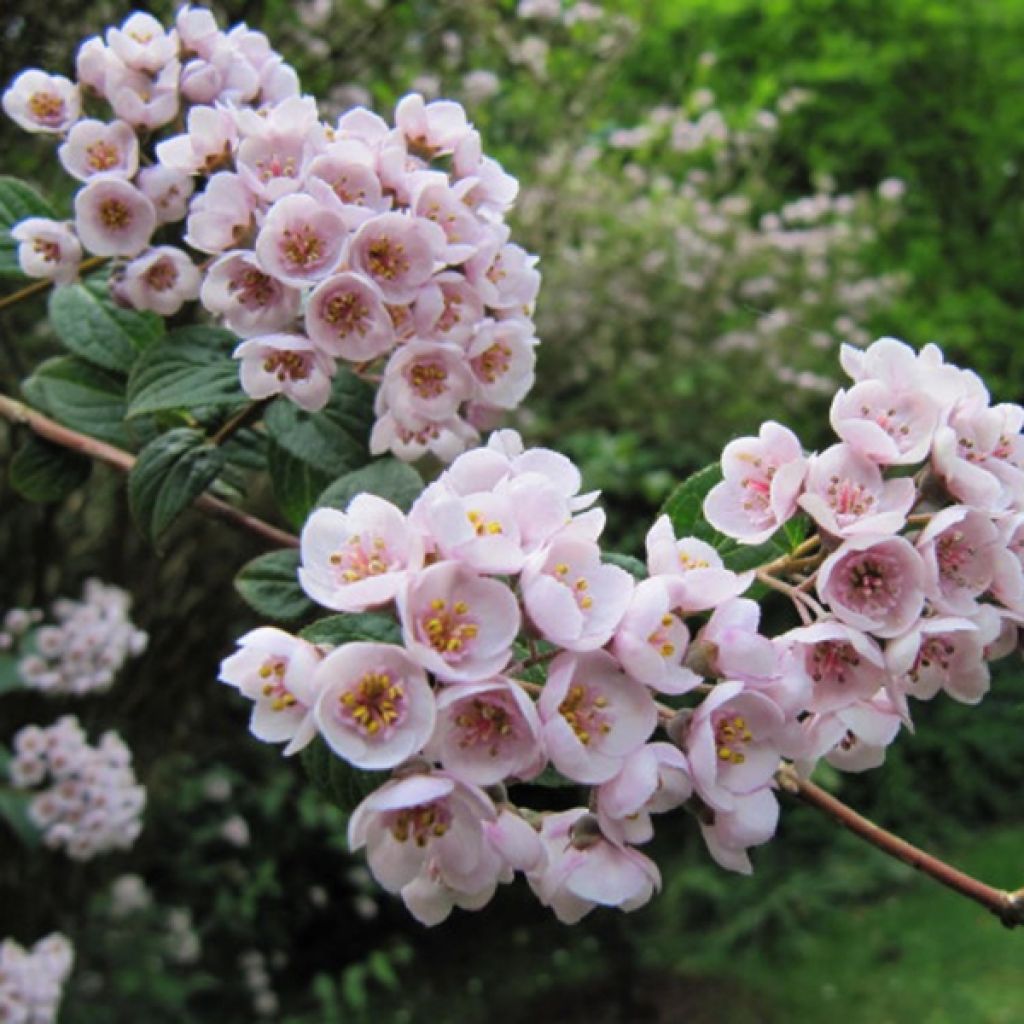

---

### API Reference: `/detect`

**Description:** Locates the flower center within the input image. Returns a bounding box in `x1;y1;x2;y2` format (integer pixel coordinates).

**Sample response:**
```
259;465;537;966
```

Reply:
281;225;325;270
324;291;369;335
408;360;449;398
422;598;479;656
32;237;61;262
910;637;955;680
262;350;310;382
936;530;977;587
231;267;277;310
256;153;297;183
328;534;391;583
553;563;593;610
86;140;121;172
99;198;132;230
646;613;677;658
259;658;297;712
466;509;503;536
28;91;64;124
473;342;512;383
454;696;516;755
366;238;409;280
809;641;861;684
826;475;875;520
339;670;404;736
389;801;451;846
558;683;610;745
144;258;179;292
714;713;753;764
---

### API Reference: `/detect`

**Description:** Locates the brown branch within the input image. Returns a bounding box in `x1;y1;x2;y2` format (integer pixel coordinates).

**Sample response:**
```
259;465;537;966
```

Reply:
777;765;1024;929
211;398;271;447
0;256;109;313
0;394;298;550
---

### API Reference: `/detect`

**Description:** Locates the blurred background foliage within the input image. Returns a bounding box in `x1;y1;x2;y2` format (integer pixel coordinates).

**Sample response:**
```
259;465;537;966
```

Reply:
1;0;1023;1020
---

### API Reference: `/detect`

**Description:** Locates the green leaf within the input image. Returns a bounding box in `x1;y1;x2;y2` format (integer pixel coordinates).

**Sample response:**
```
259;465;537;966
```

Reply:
269;443;332;530
263;369;374;476
660;463;788;574
0;176;55;278
22;355;130;446
602;551;648;579
0;790;39;847
234;549;313;622
9;436;90;502
299;612;402;647
301;738;381;818
316;458;423;513
522;765;579;789
126;325;245;418
0;655;22;695
128;428;225;544
48;278;164;373
783;513;811;552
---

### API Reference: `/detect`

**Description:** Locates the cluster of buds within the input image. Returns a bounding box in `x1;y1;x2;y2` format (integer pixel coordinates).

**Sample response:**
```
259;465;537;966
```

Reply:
222;337;1023;924
2;579;147;696
2;6;540;461
0;934;73;1024
8;716;145;860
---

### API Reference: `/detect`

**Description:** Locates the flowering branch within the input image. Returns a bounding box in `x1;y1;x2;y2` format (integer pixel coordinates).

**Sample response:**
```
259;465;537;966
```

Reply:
0;256;108;313
777;765;1024;928
0;393;297;549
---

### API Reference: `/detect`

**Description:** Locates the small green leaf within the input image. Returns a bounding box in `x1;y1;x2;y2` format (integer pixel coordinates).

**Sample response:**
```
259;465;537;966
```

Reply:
269;443;332;530
9;436;90;502
602;551;648;579
316;458;423;513
128;428;225;543
522;765;579;789
0;655;23;695
783;513;811;551
0;789;39;847
0;176;55;278
234;549;313;622
49;278;164;372
264;369;374;476
301;738;381;818
299;613;401;647
126;326;245;417
22;355;130;446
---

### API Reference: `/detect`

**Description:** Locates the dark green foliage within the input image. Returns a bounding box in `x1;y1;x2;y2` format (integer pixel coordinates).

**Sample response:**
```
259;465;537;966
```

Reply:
8;435;90;502
315;459;424;514
0;176;53;277
234;549;312;623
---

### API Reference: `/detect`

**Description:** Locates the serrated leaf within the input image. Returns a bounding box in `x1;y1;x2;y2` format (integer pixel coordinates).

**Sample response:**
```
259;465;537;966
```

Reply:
0;176;55;278
299;613;401;647
234;549;313;622
9;436;90;502
128;428;225;543
48;278;164;372
602;551;648;579
269;443;332;530
264;369;374;476
301;738;382;818
0;790;39;847
316;458;423;513
126;325;245;417
22;355;130;446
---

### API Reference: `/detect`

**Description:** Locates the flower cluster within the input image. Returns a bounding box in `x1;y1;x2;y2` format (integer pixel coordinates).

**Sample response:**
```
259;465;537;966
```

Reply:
3;6;540;461
222;337;1022;925
2;579;147;696
0;933;73;1024
8;716;146;860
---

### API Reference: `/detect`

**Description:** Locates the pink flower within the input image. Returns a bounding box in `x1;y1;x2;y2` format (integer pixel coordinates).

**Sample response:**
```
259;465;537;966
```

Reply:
313;642;435;770
370;407;479;463
395;94;472;155
538;651;657;784
695;598;779;684
74;177;156;257
156;105;239;175
2;70;80;134
237;124;319;205
522;536;634;652
464;227;541;310
703;421;807;543
201;251;301;337
106;12;177;73
348;212;446;303
106;61;179;130
413;271;485;346
467;319;537;410
184;172;254;254
817;535;925;638
685;681;785;811
398;561;519;683
10;219;81;284
428;678;544;784
307;150;387;218
887;609;1000;705
917;505;999;615
380;341;475;422
58;119;138;182
218;627;323;755
526;809;660;923
348;771;498;899
992;513;1024;612
645;515;753;612
597;742;692;845
932;401;1024;512
781;620;885;713
699;787;779;875
611;577;702;695
234;333;334;412
136;165;194;224
798;443;915;538
802;693;904;773
254;193;347;286
304;272;395;361
118;246;200;315
298;498;422;612
830;378;939;466
414;179;485;249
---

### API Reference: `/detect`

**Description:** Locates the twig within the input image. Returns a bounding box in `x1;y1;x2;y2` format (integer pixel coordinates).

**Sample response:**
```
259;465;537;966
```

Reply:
0;393;297;550
777;765;1024;929
211;398;271;447
0;256;108;313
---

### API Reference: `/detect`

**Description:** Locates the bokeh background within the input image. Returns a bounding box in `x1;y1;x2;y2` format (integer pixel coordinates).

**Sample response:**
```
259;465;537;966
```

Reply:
1;1;1023;1021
